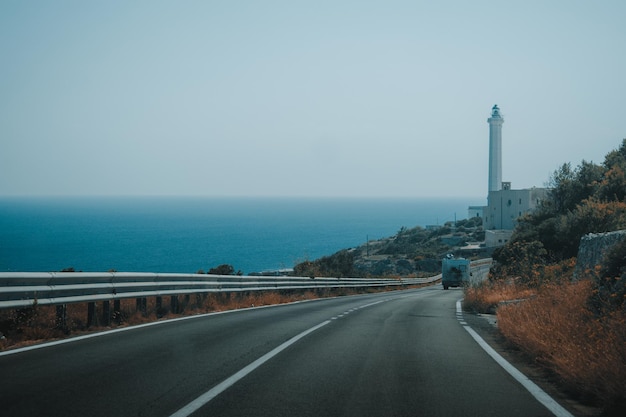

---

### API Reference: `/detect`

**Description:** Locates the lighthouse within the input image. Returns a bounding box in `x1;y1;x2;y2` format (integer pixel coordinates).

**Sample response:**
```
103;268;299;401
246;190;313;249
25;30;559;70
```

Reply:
488;104;504;192
469;104;549;245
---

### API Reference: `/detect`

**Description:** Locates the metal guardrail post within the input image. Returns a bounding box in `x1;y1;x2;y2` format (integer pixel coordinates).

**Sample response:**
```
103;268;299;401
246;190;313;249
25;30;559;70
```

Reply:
87;302;96;327
170;295;178;314
156;296;163;317
55;304;67;331
136;298;147;316
113;300;121;324
102;301;110;326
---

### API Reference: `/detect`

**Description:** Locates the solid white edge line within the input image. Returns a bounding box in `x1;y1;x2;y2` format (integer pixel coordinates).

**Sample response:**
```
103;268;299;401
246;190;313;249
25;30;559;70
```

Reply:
456;299;573;417
0;306;260;357
169;320;331;417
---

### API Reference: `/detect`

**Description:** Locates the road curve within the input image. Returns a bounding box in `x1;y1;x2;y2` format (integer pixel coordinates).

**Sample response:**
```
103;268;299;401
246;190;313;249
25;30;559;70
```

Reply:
0;286;565;416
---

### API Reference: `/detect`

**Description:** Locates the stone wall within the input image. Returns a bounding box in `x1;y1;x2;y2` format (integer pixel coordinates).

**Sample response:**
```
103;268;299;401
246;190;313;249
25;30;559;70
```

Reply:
574;230;626;279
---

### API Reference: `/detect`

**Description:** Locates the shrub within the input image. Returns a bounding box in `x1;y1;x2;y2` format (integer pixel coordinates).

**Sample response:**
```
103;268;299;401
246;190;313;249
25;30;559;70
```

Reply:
207;264;236;275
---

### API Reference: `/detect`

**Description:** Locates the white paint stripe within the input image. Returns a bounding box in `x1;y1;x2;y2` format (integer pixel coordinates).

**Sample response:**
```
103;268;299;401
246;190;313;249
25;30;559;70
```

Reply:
0;298;322;357
463;326;573;417
169;295;404;416
456;299;573;417
1;293;405;357
169;320;331;417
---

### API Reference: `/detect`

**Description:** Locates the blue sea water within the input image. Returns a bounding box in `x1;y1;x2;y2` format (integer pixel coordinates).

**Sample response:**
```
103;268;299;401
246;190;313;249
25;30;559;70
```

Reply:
0;197;482;274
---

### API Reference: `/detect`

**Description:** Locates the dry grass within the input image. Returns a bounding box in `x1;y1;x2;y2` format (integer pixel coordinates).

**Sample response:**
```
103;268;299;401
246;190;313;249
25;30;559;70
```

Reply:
463;280;537;314
497;279;626;410
466;277;626;413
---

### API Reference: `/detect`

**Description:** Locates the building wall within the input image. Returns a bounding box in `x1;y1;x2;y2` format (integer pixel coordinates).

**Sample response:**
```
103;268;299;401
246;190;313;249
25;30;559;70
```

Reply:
485;229;513;247
484;187;549;230
468;206;485;219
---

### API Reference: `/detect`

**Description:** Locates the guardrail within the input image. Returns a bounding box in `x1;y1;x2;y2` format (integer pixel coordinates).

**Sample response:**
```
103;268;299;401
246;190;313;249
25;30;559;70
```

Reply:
469;258;492;285
0;259;490;326
0;272;439;310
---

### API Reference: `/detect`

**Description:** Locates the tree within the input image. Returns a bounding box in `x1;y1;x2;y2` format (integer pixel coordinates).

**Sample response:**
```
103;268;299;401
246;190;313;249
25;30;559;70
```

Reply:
207;264;236;275
495;139;626;276
547;162;576;214
603;138;626;171
491;240;547;285
597;166;626;202
546;160;605;215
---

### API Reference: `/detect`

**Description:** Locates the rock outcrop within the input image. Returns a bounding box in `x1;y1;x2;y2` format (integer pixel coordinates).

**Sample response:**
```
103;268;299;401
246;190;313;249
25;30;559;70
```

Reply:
574;229;626;279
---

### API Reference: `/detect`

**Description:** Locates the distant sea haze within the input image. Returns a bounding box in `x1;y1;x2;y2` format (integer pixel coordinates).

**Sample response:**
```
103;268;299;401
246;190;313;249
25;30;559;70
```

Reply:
0;197;482;274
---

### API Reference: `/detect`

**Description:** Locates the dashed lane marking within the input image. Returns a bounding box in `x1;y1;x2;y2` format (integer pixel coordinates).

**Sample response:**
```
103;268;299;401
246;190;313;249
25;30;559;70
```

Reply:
170;295;402;417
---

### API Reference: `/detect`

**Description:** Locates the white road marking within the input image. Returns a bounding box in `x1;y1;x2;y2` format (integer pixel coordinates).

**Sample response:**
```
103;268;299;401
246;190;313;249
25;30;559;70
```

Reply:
170;295;401;416
456;299;573;417
0;302;306;357
169;320;331;417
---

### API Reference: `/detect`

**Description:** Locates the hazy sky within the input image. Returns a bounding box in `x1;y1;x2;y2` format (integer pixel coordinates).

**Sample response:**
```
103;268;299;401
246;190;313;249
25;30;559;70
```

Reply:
1;1;625;199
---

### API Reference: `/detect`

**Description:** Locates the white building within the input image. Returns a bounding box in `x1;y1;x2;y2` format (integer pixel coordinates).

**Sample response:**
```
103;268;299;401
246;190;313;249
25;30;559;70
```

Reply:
468;206;484;219
485;229;513;247
484;184;549;230
471;105;549;247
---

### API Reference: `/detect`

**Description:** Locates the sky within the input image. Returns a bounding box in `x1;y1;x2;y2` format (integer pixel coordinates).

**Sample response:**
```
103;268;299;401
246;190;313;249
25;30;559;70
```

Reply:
1;0;625;199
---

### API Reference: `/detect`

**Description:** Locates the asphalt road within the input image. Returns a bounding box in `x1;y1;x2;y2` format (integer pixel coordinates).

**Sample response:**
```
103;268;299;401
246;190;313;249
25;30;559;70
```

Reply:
0;286;563;416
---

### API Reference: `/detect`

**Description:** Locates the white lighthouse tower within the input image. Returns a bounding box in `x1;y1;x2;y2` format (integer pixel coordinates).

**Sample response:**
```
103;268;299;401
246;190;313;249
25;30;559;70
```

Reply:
487;104;504;192
471;104;549;246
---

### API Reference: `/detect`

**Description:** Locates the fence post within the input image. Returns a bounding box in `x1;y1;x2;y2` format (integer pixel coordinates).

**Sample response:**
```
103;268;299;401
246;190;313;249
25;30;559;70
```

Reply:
87;302;96;327
155;296;162;317
182;294;190;313
136;298;147;316
170;295;178;314
113;300;121;324
55;304;67;331
102;301;110;326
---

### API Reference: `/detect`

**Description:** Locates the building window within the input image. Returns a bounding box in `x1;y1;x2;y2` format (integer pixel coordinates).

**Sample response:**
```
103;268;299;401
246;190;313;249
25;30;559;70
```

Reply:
519;198;522;204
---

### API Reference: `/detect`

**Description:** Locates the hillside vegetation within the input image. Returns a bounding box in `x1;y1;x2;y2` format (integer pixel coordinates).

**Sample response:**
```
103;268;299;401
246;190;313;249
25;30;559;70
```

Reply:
466;139;626;414
293;216;484;278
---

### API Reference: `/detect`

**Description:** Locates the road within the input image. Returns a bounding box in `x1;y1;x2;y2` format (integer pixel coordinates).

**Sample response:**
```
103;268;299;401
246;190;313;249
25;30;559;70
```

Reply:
0;286;565;416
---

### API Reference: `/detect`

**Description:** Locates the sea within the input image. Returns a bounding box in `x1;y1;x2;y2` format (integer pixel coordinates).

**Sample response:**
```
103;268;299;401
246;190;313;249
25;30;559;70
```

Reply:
0;196;482;274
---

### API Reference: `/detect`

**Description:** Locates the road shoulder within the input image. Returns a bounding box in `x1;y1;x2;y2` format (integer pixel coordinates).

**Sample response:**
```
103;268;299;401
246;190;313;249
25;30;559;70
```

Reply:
460;307;602;417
